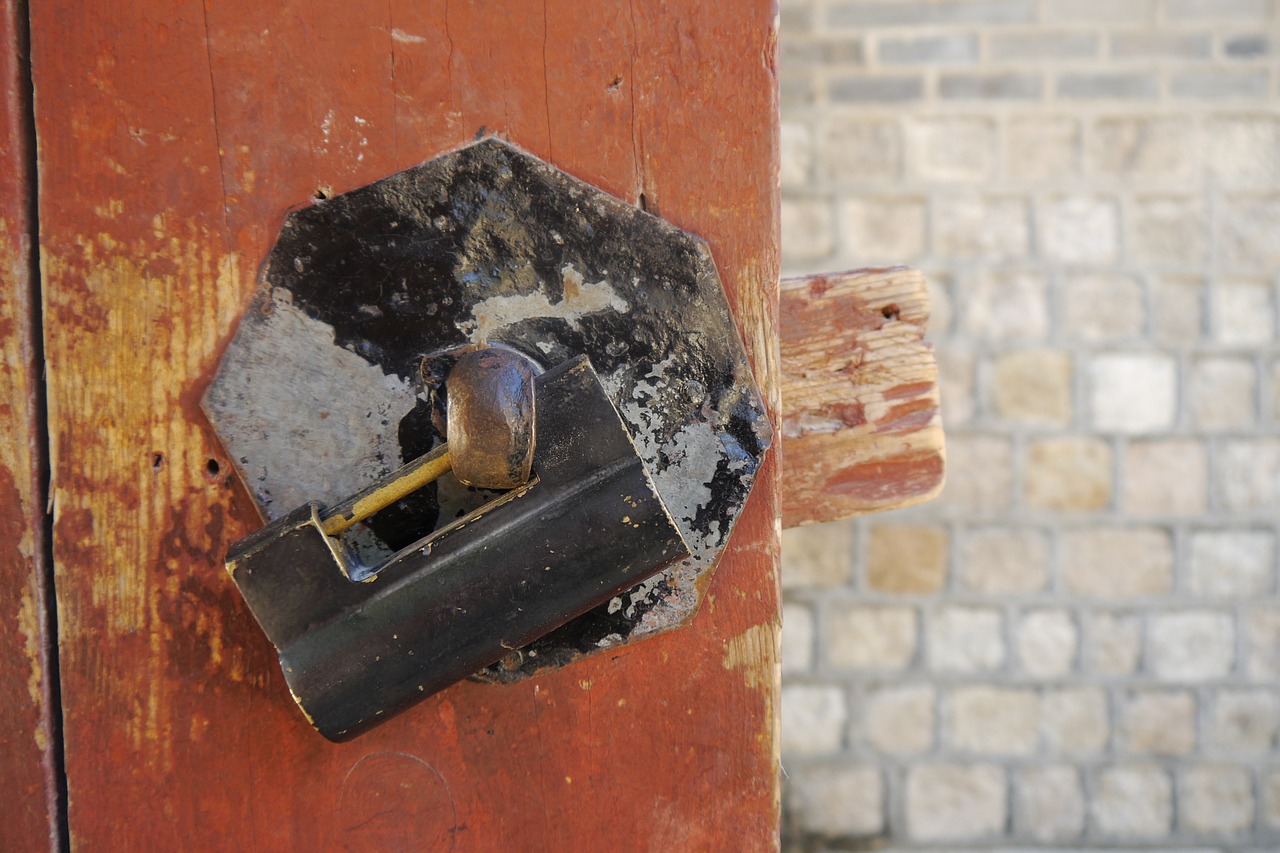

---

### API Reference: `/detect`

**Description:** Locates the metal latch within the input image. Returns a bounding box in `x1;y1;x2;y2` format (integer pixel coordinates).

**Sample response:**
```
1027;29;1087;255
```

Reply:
204;138;771;738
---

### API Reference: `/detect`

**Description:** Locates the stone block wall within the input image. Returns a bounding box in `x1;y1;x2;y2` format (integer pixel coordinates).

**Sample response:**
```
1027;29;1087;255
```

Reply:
778;1;1280;849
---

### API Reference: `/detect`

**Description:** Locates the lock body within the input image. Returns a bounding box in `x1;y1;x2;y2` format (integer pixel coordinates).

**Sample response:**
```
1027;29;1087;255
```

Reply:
227;358;688;740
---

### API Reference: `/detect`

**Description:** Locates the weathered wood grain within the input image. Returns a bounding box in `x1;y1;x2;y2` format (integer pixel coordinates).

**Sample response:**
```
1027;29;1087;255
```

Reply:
0;2;60;849
32;0;780;849
780;268;944;527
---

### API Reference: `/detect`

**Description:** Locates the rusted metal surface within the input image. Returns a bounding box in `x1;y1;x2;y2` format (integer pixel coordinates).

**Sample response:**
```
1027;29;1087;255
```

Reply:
33;0;781;848
203;139;772;681
446;347;536;490
0;1;60;849
780;267;945;527
229;358;689;740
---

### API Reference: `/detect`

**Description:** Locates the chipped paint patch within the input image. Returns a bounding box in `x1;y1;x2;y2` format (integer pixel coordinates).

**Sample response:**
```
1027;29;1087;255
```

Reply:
204;291;418;519
462;263;629;343
722;620;779;691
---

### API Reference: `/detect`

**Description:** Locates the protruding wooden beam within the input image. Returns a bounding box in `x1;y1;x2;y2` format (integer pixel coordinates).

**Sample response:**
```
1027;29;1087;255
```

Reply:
780;267;945;528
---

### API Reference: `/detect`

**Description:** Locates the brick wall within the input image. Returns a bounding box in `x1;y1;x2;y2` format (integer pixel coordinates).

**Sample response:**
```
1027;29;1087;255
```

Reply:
778;1;1280;849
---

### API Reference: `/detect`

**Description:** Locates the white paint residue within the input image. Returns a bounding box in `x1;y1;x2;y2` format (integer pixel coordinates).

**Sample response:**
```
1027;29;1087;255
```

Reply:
205;296;417;519
391;28;427;43
461;263;629;342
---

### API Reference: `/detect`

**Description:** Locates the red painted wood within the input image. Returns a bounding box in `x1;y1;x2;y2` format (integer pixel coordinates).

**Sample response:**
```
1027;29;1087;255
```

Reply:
31;1;780;849
0;1;60;849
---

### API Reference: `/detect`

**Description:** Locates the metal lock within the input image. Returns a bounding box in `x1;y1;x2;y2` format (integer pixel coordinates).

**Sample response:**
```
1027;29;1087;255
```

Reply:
205;139;771;739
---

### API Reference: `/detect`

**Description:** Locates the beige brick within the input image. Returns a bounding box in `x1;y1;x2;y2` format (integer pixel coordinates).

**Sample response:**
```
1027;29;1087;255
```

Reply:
1208;116;1280;187
782;684;846;756
782;523;853;590
1123;438;1208;515
948;686;1039;755
958;268;1047;340
1247;607;1280;678
926;272;952;336
1152;275;1204;344
826;604;917;671
1091;116;1197;183
1091;765;1174;839
906;764;1007;842
1016;765;1085;842
1062;527;1173;598
935;195;1030;259
1212;279;1274;344
866;523;948;594
911;116;996;182
1040;195;1119;263
1273;360;1280;424
781;602;814;675
1189;530;1275;599
1025;438;1112;512
780;121;813;189
991;349;1072;425
937;436;1013;514
1220;195;1280;270
838;196;926;263
787;764;885;837
1189;356;1256;430
1043;687;1110;755
928;606;1004;673
1007;117;1080;181
1128;196;1209;267
781;198;835;263
938;347;975;427
1089;352;1177;433
1016;609;1078;676
1216;439;1280;512
1062;272;1145;342
959;527;1050;594
1121;689;1197;755
1180;764;1255;835
1150;611;1235;681
823;117;902;182
1086;611;1143;676
864;684;935;754
1208;689;1280;753
1268;767;1280;830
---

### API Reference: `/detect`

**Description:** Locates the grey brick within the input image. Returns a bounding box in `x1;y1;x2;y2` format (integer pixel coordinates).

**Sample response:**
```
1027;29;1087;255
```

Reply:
780;2;814;33
781;73;816;110
1225;34;1276;58
1111;31;1212;59
782;38;865;66
879;34;979;65
1046;0;1154;23
1167;0;1271;20
1172;71;1271;100
940;72;1042;100
990;31;1100;60
830;74;924;103
828;0;1037;28
1058;73;1158;99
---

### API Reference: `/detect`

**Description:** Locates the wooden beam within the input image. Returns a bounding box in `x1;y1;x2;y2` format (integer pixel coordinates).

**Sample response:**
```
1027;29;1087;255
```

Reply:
0;1;60;848
780;267;945;528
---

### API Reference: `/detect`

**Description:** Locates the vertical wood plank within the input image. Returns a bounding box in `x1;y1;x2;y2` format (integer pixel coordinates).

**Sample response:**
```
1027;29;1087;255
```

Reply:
32;0;780;848
0;1;60;850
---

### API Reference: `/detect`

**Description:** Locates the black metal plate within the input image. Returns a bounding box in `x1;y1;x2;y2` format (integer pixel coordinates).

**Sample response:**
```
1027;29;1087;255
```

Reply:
203;138;772;680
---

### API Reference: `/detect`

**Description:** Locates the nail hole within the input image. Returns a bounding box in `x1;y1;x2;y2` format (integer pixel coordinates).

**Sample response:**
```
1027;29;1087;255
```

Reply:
638;191;648;212
313;186;332;200
881;303;900;321
607;76;623;92
205;458;221;479
151;452;165;472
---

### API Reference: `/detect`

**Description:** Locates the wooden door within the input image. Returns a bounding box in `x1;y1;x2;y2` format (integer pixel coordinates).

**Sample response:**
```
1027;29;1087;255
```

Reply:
6;0;781;849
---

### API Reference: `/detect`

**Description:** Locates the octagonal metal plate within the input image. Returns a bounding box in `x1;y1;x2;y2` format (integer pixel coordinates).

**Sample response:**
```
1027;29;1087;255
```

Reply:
203;138;772;681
